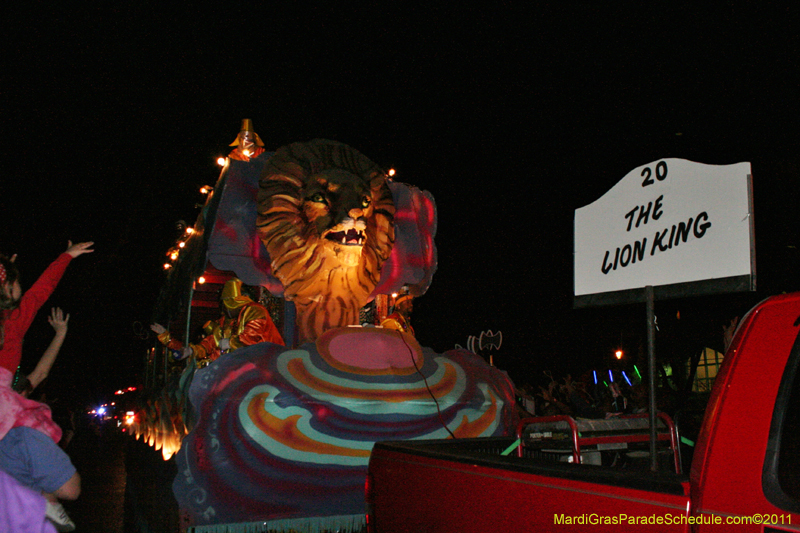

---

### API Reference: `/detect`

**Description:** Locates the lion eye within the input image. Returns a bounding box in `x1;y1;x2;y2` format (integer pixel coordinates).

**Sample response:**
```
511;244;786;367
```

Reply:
361;196;371;208
309;193;327;204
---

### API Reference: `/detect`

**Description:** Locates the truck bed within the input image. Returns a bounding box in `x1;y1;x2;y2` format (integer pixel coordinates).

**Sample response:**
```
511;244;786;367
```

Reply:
372;437;688;494
368;438;691;532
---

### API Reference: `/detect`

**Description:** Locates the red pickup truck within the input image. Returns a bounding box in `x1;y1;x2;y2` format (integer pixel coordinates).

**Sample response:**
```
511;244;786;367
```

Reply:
366;292;800;532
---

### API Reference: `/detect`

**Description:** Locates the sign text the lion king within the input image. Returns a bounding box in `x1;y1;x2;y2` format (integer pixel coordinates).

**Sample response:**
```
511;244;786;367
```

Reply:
574;159;753;305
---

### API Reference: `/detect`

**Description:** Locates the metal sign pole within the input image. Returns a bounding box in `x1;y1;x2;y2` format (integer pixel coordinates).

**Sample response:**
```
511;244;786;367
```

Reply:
646;285;658;472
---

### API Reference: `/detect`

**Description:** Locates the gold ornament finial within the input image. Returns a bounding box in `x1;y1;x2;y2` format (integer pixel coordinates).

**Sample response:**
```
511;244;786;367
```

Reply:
230;118;264;147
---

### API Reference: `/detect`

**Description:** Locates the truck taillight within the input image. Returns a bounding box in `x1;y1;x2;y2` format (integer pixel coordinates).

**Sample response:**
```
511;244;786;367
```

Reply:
365;471;375;533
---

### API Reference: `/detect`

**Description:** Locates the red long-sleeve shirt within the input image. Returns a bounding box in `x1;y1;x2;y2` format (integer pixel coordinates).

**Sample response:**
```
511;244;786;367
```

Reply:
0;253;72;373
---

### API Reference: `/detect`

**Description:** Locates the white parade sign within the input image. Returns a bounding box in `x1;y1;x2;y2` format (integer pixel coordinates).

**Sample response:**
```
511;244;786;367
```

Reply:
574;158;754;306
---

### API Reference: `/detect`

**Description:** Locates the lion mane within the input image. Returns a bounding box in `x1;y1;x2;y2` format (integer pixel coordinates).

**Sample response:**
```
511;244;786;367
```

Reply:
256;139;395;343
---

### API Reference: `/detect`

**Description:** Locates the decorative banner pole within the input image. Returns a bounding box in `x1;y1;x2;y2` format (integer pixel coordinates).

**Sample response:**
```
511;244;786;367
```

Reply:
183;281;195;362
480;330;503;367
645;285;658;471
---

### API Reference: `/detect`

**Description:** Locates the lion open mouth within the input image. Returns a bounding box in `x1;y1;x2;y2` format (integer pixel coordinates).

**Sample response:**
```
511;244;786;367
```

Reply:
326;228;365;246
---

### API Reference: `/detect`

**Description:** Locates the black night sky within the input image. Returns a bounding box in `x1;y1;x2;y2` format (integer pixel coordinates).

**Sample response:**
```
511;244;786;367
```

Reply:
1;4;798;405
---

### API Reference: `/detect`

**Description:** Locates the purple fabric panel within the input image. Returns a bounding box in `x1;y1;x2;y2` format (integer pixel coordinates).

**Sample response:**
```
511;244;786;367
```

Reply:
373;182;438;297
206;156;284;296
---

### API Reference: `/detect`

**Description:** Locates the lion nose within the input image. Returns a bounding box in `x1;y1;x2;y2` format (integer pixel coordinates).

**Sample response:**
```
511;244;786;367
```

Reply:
348;207;364;219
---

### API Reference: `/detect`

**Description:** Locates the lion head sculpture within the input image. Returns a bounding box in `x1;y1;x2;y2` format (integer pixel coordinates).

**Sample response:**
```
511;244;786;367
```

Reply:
256;139;395;343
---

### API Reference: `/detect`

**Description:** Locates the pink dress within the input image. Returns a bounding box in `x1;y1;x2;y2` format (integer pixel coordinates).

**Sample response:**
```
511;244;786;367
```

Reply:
0;367;61;442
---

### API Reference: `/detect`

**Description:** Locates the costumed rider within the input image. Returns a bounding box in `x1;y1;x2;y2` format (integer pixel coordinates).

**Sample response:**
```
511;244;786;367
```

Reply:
380;289;415;337
151;278;284;365
228;118;265;162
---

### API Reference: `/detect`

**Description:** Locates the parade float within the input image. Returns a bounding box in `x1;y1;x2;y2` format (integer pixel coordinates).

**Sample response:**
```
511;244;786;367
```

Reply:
135;121;518;532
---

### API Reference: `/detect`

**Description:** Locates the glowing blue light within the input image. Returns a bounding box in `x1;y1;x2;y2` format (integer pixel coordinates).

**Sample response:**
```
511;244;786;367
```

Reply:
622;371;632;386
608;369;614;383
593;370;597;385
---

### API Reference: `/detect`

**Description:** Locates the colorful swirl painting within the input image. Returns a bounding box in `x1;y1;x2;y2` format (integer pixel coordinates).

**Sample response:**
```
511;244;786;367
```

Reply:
173;327;517;526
